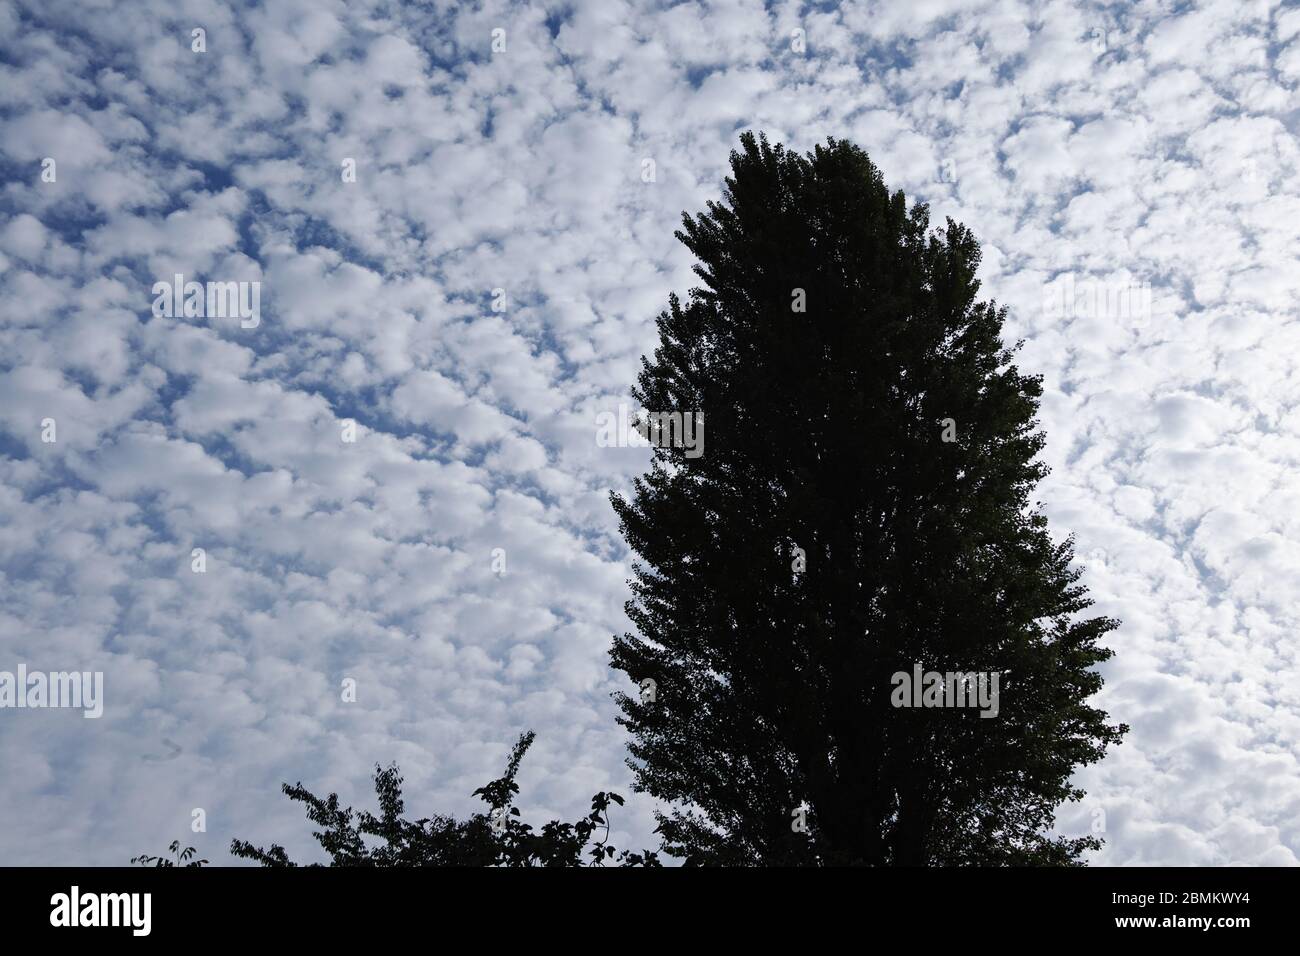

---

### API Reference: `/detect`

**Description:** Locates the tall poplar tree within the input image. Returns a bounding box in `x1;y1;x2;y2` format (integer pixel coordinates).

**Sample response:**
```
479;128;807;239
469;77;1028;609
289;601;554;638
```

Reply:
610;132;1126;866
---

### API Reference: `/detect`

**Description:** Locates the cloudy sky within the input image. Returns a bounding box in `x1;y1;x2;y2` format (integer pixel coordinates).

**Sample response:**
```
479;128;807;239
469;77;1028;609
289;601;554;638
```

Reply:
1;0;1298;866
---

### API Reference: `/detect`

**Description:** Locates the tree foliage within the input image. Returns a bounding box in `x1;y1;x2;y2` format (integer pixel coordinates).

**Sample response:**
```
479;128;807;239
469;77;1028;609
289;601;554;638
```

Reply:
130;840;208;868
609;132;1127;866
227;731;659;867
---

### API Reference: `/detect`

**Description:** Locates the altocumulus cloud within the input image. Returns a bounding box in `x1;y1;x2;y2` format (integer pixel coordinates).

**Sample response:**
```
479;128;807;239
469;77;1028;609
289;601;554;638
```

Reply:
1;0;1299;865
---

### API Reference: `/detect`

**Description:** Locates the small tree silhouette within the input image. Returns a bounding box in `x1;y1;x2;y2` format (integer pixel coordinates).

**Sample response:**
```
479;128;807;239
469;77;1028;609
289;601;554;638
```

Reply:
130;840;208;867
226;731;659;867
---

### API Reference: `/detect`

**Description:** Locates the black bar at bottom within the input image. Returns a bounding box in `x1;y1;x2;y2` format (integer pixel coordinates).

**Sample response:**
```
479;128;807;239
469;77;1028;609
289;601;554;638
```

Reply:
0;865;1286;941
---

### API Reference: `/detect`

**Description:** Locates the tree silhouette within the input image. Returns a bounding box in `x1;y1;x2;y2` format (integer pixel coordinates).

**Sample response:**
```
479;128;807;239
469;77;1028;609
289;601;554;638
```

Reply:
130;840;208;867
228;731;659;867
609;132;1127;866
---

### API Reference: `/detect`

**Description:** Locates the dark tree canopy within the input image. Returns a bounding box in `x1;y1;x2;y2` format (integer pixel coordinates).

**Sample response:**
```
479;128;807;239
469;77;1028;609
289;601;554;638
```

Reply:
226;732;659;867
610;131;1126;866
